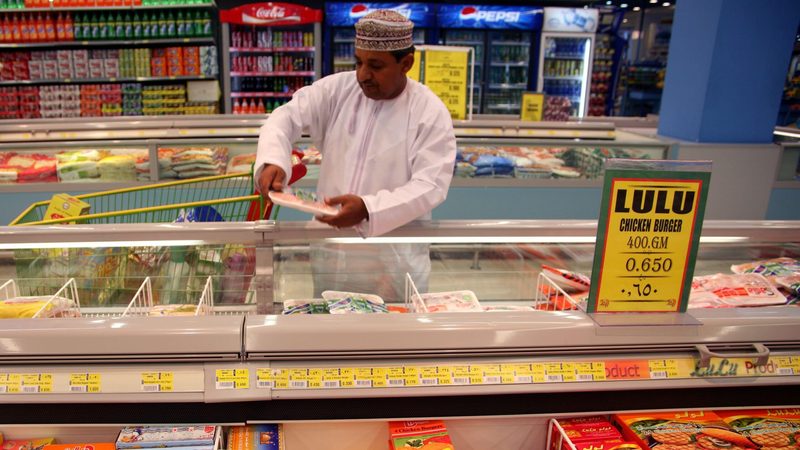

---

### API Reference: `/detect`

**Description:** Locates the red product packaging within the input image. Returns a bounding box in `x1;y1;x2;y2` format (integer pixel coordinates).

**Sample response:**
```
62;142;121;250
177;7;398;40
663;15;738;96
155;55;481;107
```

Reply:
389;420;455;450
716;408;800;449
572;440;643;450
612;410;755;450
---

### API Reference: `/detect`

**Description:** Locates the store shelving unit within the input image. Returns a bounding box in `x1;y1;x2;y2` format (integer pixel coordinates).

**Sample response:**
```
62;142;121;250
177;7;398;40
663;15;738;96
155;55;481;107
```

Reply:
0;37;213;48
0;75;213;85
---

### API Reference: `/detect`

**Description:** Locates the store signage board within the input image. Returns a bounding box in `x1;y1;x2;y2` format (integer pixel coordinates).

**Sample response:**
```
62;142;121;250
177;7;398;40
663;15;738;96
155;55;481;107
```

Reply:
520;92;545;122
437;5;544;30
421;47;470;120
587;159;711;318
219;2;322;26
325;3;436;27
543;7;600;33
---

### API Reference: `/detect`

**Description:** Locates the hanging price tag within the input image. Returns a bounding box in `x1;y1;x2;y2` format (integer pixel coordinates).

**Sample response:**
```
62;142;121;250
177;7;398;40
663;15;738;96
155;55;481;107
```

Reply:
69;373;101;393
141;371;174;392
588;160;711;313
215;369;249;390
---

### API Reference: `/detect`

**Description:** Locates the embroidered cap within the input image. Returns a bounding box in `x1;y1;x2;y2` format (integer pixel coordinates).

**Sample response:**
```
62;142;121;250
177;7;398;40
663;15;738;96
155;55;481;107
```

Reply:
354;10;414;52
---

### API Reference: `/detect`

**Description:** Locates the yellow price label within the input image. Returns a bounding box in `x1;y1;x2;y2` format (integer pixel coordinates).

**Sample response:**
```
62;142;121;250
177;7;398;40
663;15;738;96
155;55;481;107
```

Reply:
21;373;53;393
141;371;174;392
0;373;21;394
590;175;707;313
256;368;275;388
69;373;101;393
424;49;468;120
648;359;681;379
215;369;249;390
575;362;606;382
503;364;535;384
339;368;356;388
520;92;544;122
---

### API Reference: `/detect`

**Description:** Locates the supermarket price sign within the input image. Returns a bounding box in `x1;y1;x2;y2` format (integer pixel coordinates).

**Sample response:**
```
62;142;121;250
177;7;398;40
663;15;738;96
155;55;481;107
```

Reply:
520;92;544;122
587;160;711;313
423;49;469;120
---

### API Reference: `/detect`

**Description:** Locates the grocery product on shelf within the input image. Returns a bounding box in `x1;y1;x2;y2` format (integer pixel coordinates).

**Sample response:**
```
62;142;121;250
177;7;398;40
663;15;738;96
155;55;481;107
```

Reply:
691;273;789;307
612;411;755;450
0;295;77;318
0;152;57;182
227;425;284;450
543;96;572;121
166;146;228;178
589;34;614;117
116;426;219;449
1;439;56;450
411;290;482;313
718;409;800;449
389;420;455;450
45;444;115;450
320;290;388;314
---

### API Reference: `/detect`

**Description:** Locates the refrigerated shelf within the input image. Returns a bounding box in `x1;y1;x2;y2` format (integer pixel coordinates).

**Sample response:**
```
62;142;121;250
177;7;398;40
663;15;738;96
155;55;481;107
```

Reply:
0;37;214;48
228;47;314;53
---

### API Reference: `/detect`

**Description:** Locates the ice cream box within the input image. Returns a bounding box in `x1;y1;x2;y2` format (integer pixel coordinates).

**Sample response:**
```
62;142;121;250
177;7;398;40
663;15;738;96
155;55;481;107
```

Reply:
116;426;219;449
612;411;754;450
226;425;284;450
389;421;455;450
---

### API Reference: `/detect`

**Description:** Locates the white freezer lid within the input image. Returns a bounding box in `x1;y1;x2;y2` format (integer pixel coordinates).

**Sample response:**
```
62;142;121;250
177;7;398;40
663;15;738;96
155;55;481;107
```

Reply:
0;316;245;363
244;307;800;359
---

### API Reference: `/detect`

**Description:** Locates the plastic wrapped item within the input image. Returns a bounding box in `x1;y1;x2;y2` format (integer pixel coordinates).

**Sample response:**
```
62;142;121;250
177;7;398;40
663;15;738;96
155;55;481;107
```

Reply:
691;273;787;307
268;191;338;216
731;257;800;277
116;426;219;449
227;425;284;450
227;153;256;174
413;290;482;313
0;296;75;319
97;154;136;181
282;299;329;315
541;265;591;292
321;290;387;314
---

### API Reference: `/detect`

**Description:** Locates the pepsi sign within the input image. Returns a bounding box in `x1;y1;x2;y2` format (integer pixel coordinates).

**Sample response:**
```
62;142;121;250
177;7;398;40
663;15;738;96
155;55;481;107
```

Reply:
325;3;436;27
437;5;543;30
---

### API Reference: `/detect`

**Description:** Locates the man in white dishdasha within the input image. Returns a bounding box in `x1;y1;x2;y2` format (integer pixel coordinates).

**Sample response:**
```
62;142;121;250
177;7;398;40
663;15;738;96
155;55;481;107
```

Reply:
254;10;456;301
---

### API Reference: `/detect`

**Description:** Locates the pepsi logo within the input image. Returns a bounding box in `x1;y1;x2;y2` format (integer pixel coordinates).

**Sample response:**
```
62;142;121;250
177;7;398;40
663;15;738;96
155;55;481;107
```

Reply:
459;6;477;20
349;3;370;18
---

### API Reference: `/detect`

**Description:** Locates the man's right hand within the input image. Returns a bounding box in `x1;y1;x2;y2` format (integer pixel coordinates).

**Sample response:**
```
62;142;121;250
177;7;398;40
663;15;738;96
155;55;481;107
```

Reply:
257;164;286;194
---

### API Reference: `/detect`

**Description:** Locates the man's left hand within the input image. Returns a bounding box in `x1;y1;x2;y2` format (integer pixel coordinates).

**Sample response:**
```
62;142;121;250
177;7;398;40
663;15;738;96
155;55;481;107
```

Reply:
317;195;369;229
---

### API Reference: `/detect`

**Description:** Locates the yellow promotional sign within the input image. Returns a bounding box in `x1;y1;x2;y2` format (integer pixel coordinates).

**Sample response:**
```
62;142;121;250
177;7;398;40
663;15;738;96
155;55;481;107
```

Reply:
423;49;468;120
520;92;545;121
588;165;711;313
407;50;422;81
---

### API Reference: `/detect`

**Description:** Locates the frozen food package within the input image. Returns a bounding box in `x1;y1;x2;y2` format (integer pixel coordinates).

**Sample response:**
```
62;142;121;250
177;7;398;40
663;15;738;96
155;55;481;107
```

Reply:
0;296;77;319
268;191;338;217
321;291;387;314
282;299;329;315
717;408;800;449
148;304;203;316
389;420;455;450
227;425;284;450
3;439;56;450
45;444;116;450
612;410;754;450
227;153;256;174
98;154;137;181
116;426;219;449
691;273;787;307
541;265;591;292
731;257;800;277
412;290;482;313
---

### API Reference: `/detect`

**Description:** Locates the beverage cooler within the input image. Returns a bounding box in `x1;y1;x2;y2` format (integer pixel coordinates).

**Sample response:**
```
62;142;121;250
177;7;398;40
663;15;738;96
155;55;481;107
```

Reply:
437;5;543;115
538;7;599;118
219;2;322;115
323;2;434;75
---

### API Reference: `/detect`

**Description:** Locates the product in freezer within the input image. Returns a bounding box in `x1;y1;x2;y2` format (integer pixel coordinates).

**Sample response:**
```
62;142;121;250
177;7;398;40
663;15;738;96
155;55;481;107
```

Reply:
0;153;57;183
321;290;388;314
147;304;204;316
226;153;256;174
717;409;800;449
168;146;228;178
690;273;787;307
612;411;755;450
97;154;137;181
541;265;591;292
45;444;116;450
550;416;642;450
0;297;76;318
389;420;455;450
730;257;800;278
412;290;482;313
116;426;219;449
226;424;284;450
282;299;329;315
1;439;57;450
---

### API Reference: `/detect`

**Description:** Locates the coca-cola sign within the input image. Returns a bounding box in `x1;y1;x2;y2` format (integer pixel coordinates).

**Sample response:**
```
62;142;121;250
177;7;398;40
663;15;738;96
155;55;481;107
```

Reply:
220;2;322;26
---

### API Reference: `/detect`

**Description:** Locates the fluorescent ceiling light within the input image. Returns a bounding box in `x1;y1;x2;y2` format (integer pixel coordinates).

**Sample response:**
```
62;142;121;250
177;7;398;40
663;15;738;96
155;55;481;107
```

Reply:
633;6;641;11
606;0;612;4
620;3;628;7
663;1;671;5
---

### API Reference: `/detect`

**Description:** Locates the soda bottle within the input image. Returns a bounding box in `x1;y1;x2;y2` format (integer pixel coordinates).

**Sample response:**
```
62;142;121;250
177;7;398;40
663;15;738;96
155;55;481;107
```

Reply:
93;14;102;40
192;11;202;36
256;99;265;114
176;11;184;37
149;12;158;38
19;14;29;42
123;12;132;38
166;12;175;37
64;13;74;40
11;15;20;42
157;12;166;38
133;13;141;38
114;13;123;39
107;13;116;39
201;11;210;36
1;16;11;42
232;99;240;114
44;12;55;40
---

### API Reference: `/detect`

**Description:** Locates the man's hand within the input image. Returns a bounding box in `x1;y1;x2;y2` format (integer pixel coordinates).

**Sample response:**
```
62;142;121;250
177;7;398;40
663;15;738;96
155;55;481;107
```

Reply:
316;195;369;229
257;164;286;194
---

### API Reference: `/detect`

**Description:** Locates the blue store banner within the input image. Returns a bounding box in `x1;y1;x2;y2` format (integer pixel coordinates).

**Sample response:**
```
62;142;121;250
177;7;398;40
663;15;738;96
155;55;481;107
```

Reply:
437;5;543;30
325;3;436;27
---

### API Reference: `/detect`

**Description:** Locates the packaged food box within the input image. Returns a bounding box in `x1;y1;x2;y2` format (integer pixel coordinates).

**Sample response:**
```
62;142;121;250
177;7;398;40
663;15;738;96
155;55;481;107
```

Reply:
561;424;623;443
612;411;754;450
3;438;56;450
412;290;482;313
389;420;455;450
45;444;116;450
116;426;219;449
43;193;91;222
226;425;284;450
716;408;800;449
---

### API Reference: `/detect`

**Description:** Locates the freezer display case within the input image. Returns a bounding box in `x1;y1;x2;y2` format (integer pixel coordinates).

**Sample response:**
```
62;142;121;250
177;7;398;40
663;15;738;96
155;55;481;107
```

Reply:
539;7;600;118
323;2;435;75
219;2;322;115
0;220;798;449
437;5;543;115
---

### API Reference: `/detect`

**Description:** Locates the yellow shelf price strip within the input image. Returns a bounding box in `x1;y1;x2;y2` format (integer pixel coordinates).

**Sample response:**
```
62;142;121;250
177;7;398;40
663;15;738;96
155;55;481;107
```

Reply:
254;356;800;391
215;369;249;390
20;373;53;393
69;373;101;393
0;373;21;393
141;371;174;392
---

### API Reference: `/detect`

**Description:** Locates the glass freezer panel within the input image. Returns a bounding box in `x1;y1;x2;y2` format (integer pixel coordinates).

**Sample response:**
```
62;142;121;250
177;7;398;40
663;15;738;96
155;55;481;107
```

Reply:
443;30;484;114
542;35;592;117
332;28;356;73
